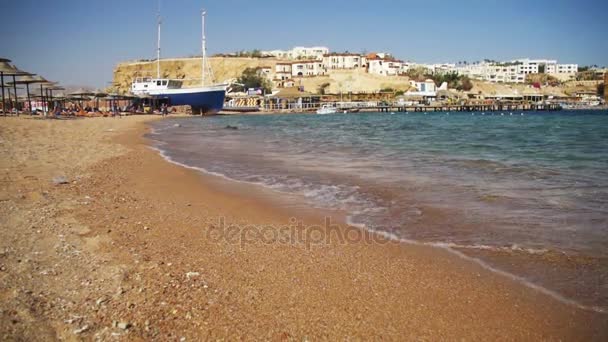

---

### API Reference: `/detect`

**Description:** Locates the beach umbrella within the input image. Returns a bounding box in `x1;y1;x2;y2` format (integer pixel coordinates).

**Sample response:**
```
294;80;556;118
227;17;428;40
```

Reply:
68;87;95;97
37;78;56;115
68;88;95;110
0;60;32;114
92;89;108;110
7;74;47;114
0;58;10;113
44;85;65;113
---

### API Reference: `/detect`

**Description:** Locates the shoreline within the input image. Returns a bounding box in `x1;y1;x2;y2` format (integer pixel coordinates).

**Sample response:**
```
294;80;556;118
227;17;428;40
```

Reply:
1;115;606;339
150;116;608;315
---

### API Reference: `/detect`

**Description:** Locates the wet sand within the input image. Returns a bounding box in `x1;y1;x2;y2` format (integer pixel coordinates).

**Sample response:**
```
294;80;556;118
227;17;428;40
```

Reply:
0;115;606;340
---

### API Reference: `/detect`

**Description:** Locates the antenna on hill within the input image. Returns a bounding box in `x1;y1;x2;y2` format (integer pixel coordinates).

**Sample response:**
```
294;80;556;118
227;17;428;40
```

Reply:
156;0;162;78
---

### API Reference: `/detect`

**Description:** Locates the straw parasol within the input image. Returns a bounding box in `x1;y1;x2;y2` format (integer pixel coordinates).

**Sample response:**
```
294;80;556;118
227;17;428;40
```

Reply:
68;87;95;97
0;60;32;114
7;74;47;114
92;89;108;110
35;77;55;114
44;84;65;112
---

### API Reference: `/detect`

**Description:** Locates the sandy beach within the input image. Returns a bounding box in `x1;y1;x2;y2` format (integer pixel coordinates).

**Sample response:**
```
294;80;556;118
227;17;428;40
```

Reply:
1;115;607;340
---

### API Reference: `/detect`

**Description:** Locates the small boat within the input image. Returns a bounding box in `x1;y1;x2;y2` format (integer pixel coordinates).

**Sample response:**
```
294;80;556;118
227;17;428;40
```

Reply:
316;105;338;114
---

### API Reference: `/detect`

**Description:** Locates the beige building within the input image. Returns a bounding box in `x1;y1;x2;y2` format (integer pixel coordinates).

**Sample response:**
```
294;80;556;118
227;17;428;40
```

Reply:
322;53;366;70
274;63;292;80
291;60;326;77
367;57;403;76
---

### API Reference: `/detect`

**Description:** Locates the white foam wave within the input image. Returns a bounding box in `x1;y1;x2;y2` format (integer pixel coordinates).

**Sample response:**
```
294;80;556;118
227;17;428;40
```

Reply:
149;143;607;314
348;217;607;314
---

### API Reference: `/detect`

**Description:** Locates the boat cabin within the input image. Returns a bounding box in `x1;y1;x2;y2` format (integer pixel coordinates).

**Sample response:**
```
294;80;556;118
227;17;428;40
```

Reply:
131;77;183;95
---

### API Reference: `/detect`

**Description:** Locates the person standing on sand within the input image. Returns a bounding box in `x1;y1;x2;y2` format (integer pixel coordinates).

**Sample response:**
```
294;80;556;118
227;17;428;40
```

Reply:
162;103;168;116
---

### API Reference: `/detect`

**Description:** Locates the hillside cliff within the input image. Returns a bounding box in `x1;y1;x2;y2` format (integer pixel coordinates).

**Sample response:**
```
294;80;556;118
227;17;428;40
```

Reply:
112;57;414;94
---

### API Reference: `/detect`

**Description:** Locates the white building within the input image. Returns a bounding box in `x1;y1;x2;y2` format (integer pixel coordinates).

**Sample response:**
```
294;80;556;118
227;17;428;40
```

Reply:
257;66;272;78
367;57;404;76
274;63;292;80
262;46;329;60
454;62;524;83
409;79;437;94
322;53;366;69
290;46;329;60
555;64;578;74
515;59;578;75
290;60;326;77
424;63;456;74
262;49;290;59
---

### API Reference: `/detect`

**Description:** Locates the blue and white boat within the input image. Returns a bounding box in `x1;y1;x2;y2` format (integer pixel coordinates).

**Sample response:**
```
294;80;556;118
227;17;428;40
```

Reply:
131;8;226;114
131;78;226;114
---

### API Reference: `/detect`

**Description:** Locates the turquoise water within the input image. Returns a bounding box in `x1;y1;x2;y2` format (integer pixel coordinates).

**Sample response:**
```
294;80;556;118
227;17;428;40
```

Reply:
150;110;608;311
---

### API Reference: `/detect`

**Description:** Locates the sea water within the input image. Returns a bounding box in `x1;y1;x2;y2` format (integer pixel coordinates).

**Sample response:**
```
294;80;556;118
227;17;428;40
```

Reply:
149;110;608;311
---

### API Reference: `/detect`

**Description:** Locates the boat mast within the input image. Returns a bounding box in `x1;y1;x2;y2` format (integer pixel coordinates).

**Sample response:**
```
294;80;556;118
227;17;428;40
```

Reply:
201;8;206;86
156;1;162;78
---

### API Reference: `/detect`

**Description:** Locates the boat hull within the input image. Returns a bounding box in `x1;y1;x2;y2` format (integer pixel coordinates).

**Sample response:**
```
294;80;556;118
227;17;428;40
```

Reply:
152;88;226;114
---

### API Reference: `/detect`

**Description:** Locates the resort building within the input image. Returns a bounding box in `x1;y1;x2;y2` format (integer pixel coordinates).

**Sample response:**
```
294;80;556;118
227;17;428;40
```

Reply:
290;46;329;60
262;49;290;59
424;63;457;74
514;59;578;75
274;63;292;80
262;46;329;60
367;57;404;76
290;60;326;77
257;66;272;78
322;53;366;69
409;79;437;94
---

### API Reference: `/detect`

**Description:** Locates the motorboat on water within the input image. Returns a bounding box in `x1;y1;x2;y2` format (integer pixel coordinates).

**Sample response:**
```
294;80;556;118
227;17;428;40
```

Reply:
316;104;338;114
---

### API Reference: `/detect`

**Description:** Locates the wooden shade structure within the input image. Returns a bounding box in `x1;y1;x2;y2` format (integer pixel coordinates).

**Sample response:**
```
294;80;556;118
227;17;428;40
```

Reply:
7;74;47;114
0;60;32;114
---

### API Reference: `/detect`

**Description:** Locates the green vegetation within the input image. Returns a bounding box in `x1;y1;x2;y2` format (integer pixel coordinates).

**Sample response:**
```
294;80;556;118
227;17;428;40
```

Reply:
236;67;271;93
576;70;603;81
492;61;523;67
213;49;266;58
405;69;473;91
525;73;561;86
404;67;429;82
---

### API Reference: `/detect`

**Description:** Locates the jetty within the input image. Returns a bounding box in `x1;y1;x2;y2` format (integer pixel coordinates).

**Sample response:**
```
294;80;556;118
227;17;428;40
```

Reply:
371;102;562;113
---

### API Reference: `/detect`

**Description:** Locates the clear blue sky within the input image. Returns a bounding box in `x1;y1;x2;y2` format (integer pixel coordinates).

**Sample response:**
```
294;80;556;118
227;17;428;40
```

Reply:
1;0;606;88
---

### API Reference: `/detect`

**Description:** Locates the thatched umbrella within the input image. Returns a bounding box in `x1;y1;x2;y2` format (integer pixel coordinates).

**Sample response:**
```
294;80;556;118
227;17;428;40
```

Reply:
44;85;65;113
7;74;47;114
67;88;95;110
37;78;56;115
92;89;108;111
0;58;11;113
0;60;32;114
68;87;95;97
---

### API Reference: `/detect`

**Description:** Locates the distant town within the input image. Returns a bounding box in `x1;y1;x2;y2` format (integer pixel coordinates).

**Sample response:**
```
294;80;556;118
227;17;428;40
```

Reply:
230;46;583;85
113;45;606;113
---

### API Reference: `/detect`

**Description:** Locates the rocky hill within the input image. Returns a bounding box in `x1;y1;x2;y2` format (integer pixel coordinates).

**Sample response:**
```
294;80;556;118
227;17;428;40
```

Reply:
112;57;414;94
112;57;598;97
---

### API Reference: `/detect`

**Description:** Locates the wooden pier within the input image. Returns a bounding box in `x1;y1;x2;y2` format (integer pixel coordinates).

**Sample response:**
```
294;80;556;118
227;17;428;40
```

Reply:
369;103;562;113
